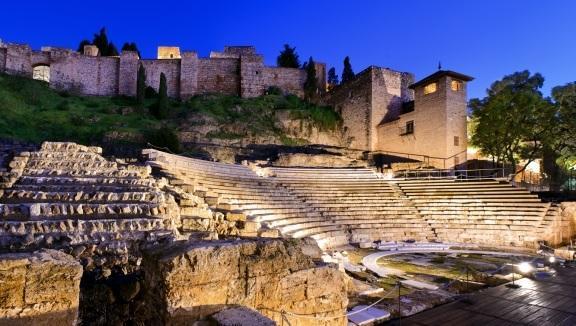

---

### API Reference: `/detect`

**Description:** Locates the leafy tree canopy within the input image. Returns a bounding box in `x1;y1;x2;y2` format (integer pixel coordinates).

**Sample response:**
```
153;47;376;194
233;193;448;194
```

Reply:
277;44;301;68
122;42;141;58
470;70;557;173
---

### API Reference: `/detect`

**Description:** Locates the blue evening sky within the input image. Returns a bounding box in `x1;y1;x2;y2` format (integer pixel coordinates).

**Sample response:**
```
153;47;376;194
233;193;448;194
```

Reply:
1;0;575;99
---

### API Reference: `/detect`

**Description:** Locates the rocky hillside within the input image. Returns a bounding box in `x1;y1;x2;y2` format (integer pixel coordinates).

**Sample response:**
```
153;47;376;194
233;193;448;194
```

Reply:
0;74;350;159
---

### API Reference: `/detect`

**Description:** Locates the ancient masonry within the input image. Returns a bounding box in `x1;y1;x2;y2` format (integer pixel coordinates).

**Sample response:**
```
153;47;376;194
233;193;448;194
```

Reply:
0;142;348;325
0;40;473;167
0;43;326;99
0;142;574;324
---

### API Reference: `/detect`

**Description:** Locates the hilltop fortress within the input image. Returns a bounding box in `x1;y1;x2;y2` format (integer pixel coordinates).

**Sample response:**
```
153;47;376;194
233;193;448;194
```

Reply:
0;41;472;167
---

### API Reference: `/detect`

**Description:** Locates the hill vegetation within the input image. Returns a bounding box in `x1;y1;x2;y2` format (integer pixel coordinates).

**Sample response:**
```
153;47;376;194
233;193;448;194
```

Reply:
0;73;342;153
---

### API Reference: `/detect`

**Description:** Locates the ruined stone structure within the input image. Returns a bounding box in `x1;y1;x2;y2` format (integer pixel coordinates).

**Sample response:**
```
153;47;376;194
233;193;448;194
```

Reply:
327;68;472;168
0;142;349;325
0;38;475;166
145;149;573;250
0;42;325;99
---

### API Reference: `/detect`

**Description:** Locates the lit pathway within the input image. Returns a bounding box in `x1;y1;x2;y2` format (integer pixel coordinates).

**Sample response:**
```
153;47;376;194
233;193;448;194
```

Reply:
362;249;533;277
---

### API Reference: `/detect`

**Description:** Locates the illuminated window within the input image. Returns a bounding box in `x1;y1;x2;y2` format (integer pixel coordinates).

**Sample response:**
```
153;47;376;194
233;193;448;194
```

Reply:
451;80;463;91
423;82;437;95
454;136;460;146
32;65;50;83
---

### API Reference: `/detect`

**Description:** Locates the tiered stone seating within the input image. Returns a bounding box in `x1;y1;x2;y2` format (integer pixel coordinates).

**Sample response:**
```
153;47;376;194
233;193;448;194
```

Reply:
268;167;436;247
144;149;319;240
395;179;552;247
0;142;178;250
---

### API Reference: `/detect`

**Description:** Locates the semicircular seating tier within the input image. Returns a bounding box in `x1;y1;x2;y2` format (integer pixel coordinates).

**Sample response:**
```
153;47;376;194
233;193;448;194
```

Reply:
144;149;567;250
0;142;178;251
394;179;562;247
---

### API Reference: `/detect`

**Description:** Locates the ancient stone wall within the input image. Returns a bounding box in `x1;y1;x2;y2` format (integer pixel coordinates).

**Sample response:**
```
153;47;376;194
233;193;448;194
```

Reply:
326;68;374;150
0;47;6;73
197;58;240;95
143;238;348;325
50;53;119;96
141;59;181;98
5;44;32;77
263;66;306;96
1;42;325;100
180;52;199;99
0;250;83;326
119;51;139;97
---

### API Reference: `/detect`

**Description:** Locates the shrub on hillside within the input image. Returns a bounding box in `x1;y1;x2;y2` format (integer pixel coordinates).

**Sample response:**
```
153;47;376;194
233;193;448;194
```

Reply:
146;127;181;153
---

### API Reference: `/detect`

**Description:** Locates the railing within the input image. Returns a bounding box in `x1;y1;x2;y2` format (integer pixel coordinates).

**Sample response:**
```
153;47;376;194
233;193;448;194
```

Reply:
371;149;467;169
394;168;510;180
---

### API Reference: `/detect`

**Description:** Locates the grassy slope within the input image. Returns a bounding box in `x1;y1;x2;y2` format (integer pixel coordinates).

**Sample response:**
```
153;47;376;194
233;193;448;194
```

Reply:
0;73;340;147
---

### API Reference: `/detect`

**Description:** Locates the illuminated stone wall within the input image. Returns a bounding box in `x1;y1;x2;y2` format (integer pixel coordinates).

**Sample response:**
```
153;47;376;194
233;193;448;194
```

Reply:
376;74;468;168
0;42;324;100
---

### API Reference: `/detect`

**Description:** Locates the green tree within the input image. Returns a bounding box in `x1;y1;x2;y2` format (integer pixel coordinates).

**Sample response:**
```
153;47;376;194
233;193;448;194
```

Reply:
136;64;146;107
551;82;576;170
277;44;300;68
151;73;169;119
122;42;141;58
91;27;119;56
303;57;318;100
470;71;556;174
341;56;355;83
327;67;339;89
77;39;91;53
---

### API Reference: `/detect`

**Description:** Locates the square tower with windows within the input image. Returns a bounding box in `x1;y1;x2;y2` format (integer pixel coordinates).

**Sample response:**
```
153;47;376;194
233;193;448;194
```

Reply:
376;70;473;168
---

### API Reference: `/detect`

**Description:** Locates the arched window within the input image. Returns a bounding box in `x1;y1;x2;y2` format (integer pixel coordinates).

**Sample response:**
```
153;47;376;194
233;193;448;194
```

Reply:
32;65;50;83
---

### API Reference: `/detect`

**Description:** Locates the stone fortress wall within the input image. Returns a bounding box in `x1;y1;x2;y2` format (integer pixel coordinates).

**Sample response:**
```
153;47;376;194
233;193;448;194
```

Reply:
0;42;326;99
0;38;472;168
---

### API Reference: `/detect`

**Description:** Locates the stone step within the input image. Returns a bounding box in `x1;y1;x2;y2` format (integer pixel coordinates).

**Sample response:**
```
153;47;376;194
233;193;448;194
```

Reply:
23;168;143;178
17;176;155;186
0;190;165;204
0;203;167;220
0;218;169;236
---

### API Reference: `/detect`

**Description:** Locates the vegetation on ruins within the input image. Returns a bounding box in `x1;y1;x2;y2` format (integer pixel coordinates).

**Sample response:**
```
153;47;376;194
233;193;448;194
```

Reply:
0;73;342;152
327;67;339;89
303;57;318;100
470;70;576;173
276;44;301;68
122;42;141;58
151;73;169;119
341;56;355;83
81;27;119;56
136;64;146;107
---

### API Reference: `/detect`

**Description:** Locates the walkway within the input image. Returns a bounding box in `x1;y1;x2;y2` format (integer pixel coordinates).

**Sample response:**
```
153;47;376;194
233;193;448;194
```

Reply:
392;266;576;325
362;249;533;277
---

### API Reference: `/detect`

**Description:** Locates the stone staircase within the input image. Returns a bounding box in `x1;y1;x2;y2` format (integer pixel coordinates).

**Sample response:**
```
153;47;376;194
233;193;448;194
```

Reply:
394;179;554;247
268;167;436;247
143;149;569;250
0;142;178;251
143;149;315;239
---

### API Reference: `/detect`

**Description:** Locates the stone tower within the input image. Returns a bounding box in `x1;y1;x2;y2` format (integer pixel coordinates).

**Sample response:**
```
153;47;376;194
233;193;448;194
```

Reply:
376;70;473;167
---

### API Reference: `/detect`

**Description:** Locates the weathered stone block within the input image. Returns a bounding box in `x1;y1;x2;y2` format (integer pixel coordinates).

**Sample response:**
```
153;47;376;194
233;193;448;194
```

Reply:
0;250;83;326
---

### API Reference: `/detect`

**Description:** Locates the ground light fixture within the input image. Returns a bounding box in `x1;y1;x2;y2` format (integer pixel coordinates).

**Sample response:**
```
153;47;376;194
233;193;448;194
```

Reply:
548;256;556;264
517;262;534;274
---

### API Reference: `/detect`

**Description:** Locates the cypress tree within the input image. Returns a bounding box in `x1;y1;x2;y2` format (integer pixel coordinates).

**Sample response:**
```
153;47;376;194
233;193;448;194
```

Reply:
327;67;339;89
341;56;355;84
154;73;169;119
136;64;146;107
91;27;119;56
277;44;301;68
303;57;318;100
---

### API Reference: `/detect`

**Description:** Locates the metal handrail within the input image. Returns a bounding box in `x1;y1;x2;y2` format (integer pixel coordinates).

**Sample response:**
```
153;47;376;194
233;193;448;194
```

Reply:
395;167;510;180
